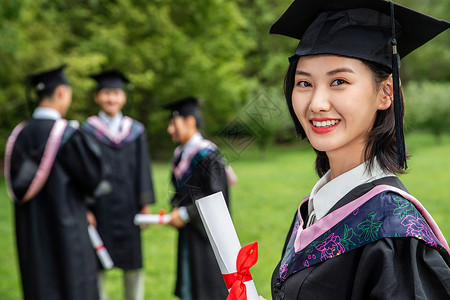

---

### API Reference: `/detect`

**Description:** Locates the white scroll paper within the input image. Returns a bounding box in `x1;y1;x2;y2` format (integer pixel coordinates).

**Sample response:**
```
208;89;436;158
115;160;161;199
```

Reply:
88;225;114;269
195;192;259;300
133;213;171;225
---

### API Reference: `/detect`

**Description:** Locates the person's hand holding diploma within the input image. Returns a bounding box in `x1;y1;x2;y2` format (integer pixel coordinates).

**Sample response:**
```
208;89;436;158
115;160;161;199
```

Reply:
169;207;186;228
87;210;97;228
139;205;151;229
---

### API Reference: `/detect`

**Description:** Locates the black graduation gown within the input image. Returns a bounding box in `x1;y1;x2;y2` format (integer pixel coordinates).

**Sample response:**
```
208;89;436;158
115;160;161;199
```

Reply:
271;177;450;300
82;117;155;270
170;148;229;300
8;119;103;300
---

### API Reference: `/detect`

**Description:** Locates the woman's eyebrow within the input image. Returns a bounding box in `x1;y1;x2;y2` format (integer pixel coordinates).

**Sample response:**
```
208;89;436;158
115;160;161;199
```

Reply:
327;67;354;76
295;70;311;76
295;67;355;77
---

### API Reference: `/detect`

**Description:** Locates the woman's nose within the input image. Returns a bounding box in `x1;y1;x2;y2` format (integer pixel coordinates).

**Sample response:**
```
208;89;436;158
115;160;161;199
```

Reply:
309;87;331;113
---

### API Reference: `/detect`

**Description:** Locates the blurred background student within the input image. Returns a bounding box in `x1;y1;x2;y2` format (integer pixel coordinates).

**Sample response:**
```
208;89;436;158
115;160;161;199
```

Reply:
83;70;156;300
164;97;230;300
5;65;104;300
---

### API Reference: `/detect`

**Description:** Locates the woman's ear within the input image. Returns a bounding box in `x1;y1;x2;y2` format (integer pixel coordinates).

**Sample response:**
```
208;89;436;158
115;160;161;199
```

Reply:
377;75;393;111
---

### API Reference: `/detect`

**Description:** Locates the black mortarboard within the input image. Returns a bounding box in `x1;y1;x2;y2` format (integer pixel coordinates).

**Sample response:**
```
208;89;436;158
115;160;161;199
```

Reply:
90;70;129;91
270;0;449;170
26;64;70;98
270;0;449;67
162;97;201;118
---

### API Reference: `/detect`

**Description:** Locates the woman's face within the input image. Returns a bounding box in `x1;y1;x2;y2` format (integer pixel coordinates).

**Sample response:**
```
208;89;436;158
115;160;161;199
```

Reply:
292;55;391;160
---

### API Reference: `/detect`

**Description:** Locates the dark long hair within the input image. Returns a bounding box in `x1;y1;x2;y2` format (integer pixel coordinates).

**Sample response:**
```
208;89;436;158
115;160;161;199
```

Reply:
284;55;405;177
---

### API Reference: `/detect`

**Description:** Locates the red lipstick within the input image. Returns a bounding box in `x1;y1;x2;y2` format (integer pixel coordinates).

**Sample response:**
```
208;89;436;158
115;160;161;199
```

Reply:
310;118;340;134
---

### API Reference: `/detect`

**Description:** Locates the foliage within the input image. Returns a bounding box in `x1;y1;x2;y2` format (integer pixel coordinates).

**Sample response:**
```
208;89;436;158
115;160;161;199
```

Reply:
0;0;253;158
0;0;448;158
404;81;450;140
398;0;450;82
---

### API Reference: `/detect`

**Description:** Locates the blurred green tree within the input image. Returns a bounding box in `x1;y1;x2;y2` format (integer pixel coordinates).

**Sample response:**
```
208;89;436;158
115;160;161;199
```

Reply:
0;0;448;159
404;81;450;142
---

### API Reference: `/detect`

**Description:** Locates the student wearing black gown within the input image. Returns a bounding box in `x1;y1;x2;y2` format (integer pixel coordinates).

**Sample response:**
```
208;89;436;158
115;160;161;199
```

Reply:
261;0;450;299
82;70;155;300
163;97;229;300
5;65;104;300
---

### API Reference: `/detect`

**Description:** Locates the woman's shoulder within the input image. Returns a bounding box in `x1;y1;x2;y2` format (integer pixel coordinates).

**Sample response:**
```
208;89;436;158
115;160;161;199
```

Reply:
348;187;448;257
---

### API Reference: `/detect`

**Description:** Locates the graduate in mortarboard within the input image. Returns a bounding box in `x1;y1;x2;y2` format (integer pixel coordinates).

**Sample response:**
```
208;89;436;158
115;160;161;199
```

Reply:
4;65;104;300
260;0;450;299
163;97;231;300
81;70;155;300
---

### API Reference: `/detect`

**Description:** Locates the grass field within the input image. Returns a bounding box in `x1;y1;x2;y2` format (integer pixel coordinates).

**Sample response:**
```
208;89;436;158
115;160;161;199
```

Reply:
1;132;449;299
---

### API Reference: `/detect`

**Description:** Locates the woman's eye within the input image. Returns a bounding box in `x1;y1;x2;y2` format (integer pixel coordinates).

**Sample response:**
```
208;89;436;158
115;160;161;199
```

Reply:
296;81;312;88
331;79;348;86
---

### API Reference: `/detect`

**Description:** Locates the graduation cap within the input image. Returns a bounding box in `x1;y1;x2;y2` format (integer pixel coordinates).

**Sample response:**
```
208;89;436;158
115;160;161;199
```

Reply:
163;97;203;129
26;64;70;99
162;97;201;118
90;70;130;91
270;0;449;170
24;64;70;113
270;0;449;66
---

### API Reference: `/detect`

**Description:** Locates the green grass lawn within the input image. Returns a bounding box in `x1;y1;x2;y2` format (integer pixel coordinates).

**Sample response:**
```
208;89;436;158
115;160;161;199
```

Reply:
1;132;449;299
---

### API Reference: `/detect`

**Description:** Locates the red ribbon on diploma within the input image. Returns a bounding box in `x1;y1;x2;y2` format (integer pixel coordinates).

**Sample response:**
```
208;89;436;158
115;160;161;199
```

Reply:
95;244;105;252
158;209;165;224
223;242;258;300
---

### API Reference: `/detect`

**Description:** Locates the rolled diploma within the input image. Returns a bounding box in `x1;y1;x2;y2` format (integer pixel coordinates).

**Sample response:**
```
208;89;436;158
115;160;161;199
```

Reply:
195;192;259;300
88;225;114;269
134;214;171;225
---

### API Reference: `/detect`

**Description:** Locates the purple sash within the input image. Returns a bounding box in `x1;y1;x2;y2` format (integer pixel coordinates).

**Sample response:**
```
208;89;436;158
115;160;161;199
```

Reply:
279;185;449;282
4;119;68;203
83;116;144;148
172;139;217;181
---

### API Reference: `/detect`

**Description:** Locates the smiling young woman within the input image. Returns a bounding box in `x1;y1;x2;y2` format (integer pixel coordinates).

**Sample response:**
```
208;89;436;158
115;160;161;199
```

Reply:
262;0;450;299
291;55;393;179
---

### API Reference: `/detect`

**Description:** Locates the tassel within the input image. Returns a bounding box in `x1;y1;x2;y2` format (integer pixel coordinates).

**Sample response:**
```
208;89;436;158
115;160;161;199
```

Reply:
390;1;407;170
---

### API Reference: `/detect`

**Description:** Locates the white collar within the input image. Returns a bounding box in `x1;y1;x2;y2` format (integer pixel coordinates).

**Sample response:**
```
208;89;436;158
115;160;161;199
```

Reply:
32;107;61;120
309;160;395;221
99;111;123;135
99;110;123;124
181;132;202;158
